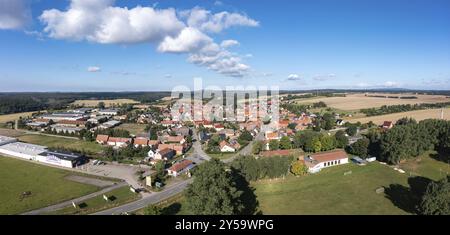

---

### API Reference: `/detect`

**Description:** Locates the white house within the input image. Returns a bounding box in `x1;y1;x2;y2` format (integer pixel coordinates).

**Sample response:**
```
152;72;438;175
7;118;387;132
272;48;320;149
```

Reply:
167;160;195;177
304;149;349;173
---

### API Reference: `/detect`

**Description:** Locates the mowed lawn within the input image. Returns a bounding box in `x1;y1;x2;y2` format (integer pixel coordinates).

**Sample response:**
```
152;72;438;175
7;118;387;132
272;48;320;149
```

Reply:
18;134;104;154
0;157;99;214
253;152;449;215
49;186;140;215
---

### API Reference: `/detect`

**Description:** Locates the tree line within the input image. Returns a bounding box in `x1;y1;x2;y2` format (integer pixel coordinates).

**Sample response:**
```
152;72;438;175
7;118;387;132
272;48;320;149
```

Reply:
360;102;450;117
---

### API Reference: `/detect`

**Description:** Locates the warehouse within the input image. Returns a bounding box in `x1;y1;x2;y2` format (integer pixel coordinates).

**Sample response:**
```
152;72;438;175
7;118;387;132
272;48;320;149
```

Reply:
0;139;84;168
0;135;18;146
0;142;47;161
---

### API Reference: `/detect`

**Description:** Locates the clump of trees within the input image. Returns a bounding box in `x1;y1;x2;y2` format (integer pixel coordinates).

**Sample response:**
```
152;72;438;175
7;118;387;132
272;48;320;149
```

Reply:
347;138;370;158
293;131;341;153
103;145;150;162
184;159;252;215
94;128;130;138
368;119;450;164
231;155;294;182
290;161;308;176
419;176;450;215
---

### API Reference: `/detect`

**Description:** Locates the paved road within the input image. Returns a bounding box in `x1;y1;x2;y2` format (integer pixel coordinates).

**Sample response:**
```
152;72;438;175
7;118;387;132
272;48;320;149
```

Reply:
22;181;128;215
222;130;265;163
92;179;192;215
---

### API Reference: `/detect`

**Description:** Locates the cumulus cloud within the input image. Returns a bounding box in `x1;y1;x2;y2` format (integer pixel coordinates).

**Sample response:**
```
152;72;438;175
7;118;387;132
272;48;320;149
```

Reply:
220;39;239;48
87;66;101;72
287;74;301;80
40;0;184;44
0;0;31;30
312;73;336;81
39;1;256;78
181;7;259;33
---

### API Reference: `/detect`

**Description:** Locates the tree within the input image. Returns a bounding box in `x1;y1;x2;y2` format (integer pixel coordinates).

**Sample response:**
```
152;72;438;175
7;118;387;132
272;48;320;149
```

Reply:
288;123;297;130
311;137;322;153
322;113;336;130
320;134;336;151
335;130;349;148
279;136;292;150
290;161;308;176
419;176;450;215
252;141;264;155
185;159;244;215
239;130;253;142
268;140;279;150
143;205;163;215
98;101;105;109
346;125;358;136
348;138;370;158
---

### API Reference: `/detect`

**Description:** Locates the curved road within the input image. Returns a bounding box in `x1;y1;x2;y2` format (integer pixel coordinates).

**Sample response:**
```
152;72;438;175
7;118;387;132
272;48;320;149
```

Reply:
92;179;192;215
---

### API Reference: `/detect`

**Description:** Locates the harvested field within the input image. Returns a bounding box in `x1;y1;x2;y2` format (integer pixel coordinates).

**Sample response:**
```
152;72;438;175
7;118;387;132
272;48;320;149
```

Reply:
294;93;450;111
71;99;139;107
0;111;42;123
345;108;450;125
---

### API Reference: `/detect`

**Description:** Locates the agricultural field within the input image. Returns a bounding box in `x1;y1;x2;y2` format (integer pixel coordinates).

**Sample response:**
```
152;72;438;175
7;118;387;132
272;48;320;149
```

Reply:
114;123;148;136
345;108;450;125
48;186;140;215
0;111;42;123
253;152;448;215
71;99;139;107
18;134;104;155
294;93;450;111
0;157;99;214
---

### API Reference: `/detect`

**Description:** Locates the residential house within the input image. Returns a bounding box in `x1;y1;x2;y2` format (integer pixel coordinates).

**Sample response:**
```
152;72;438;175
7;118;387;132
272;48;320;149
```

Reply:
265;131;280;141
96;134;109;144
134;137;149;147
98;109;119;116
167;160;195;177
219;140;240;153
107;137;131;148
382;121;394;130
154;148;176;161
165;135;186;144
158;143;185;155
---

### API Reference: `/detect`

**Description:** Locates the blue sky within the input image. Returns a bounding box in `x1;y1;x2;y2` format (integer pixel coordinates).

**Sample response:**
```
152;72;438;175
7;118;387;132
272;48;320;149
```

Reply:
0;0;449;91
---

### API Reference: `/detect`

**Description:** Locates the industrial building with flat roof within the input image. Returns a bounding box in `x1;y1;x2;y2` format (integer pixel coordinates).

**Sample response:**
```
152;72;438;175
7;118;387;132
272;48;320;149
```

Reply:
0;135;84;168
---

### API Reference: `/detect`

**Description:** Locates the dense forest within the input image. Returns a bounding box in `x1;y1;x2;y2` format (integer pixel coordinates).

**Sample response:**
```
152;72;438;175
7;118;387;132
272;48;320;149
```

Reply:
0;92;170;115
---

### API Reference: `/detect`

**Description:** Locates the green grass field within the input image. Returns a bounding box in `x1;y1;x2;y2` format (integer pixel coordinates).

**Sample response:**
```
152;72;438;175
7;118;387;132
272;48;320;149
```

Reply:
114;123;147;136
0;157;99;214
18;134;104;154
253;152;449;215
48;186;140;215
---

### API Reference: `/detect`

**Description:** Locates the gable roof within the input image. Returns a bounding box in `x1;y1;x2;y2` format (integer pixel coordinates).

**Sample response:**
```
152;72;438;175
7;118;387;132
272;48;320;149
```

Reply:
168;160;193;173
134;137;149;146
96;135;109;142
307;149;348;163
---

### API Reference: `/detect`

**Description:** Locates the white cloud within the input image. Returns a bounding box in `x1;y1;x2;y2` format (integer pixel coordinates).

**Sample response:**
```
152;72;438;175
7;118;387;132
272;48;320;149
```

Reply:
0;0;31;30
312;73;336;81
182;7;259;33
383;81;399;87
287;74;301;80
39;1;256;78
165;74;172;78
87;66;101;72
214;1;223;6
220;39;239;48
158;27;212;53
40;0;184;44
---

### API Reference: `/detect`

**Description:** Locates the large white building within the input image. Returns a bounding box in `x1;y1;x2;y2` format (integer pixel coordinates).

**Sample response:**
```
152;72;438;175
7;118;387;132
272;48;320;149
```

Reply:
0;135;84;168
304;149;349;173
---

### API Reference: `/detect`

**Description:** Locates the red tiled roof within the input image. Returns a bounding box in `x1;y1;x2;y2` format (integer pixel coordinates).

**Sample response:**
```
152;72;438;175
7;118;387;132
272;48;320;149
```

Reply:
134;138;149;146
168;160;193;173
166;135;184;143
148;140;160;146
108;137;131;143
309;149;348;163
96;135;109;142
